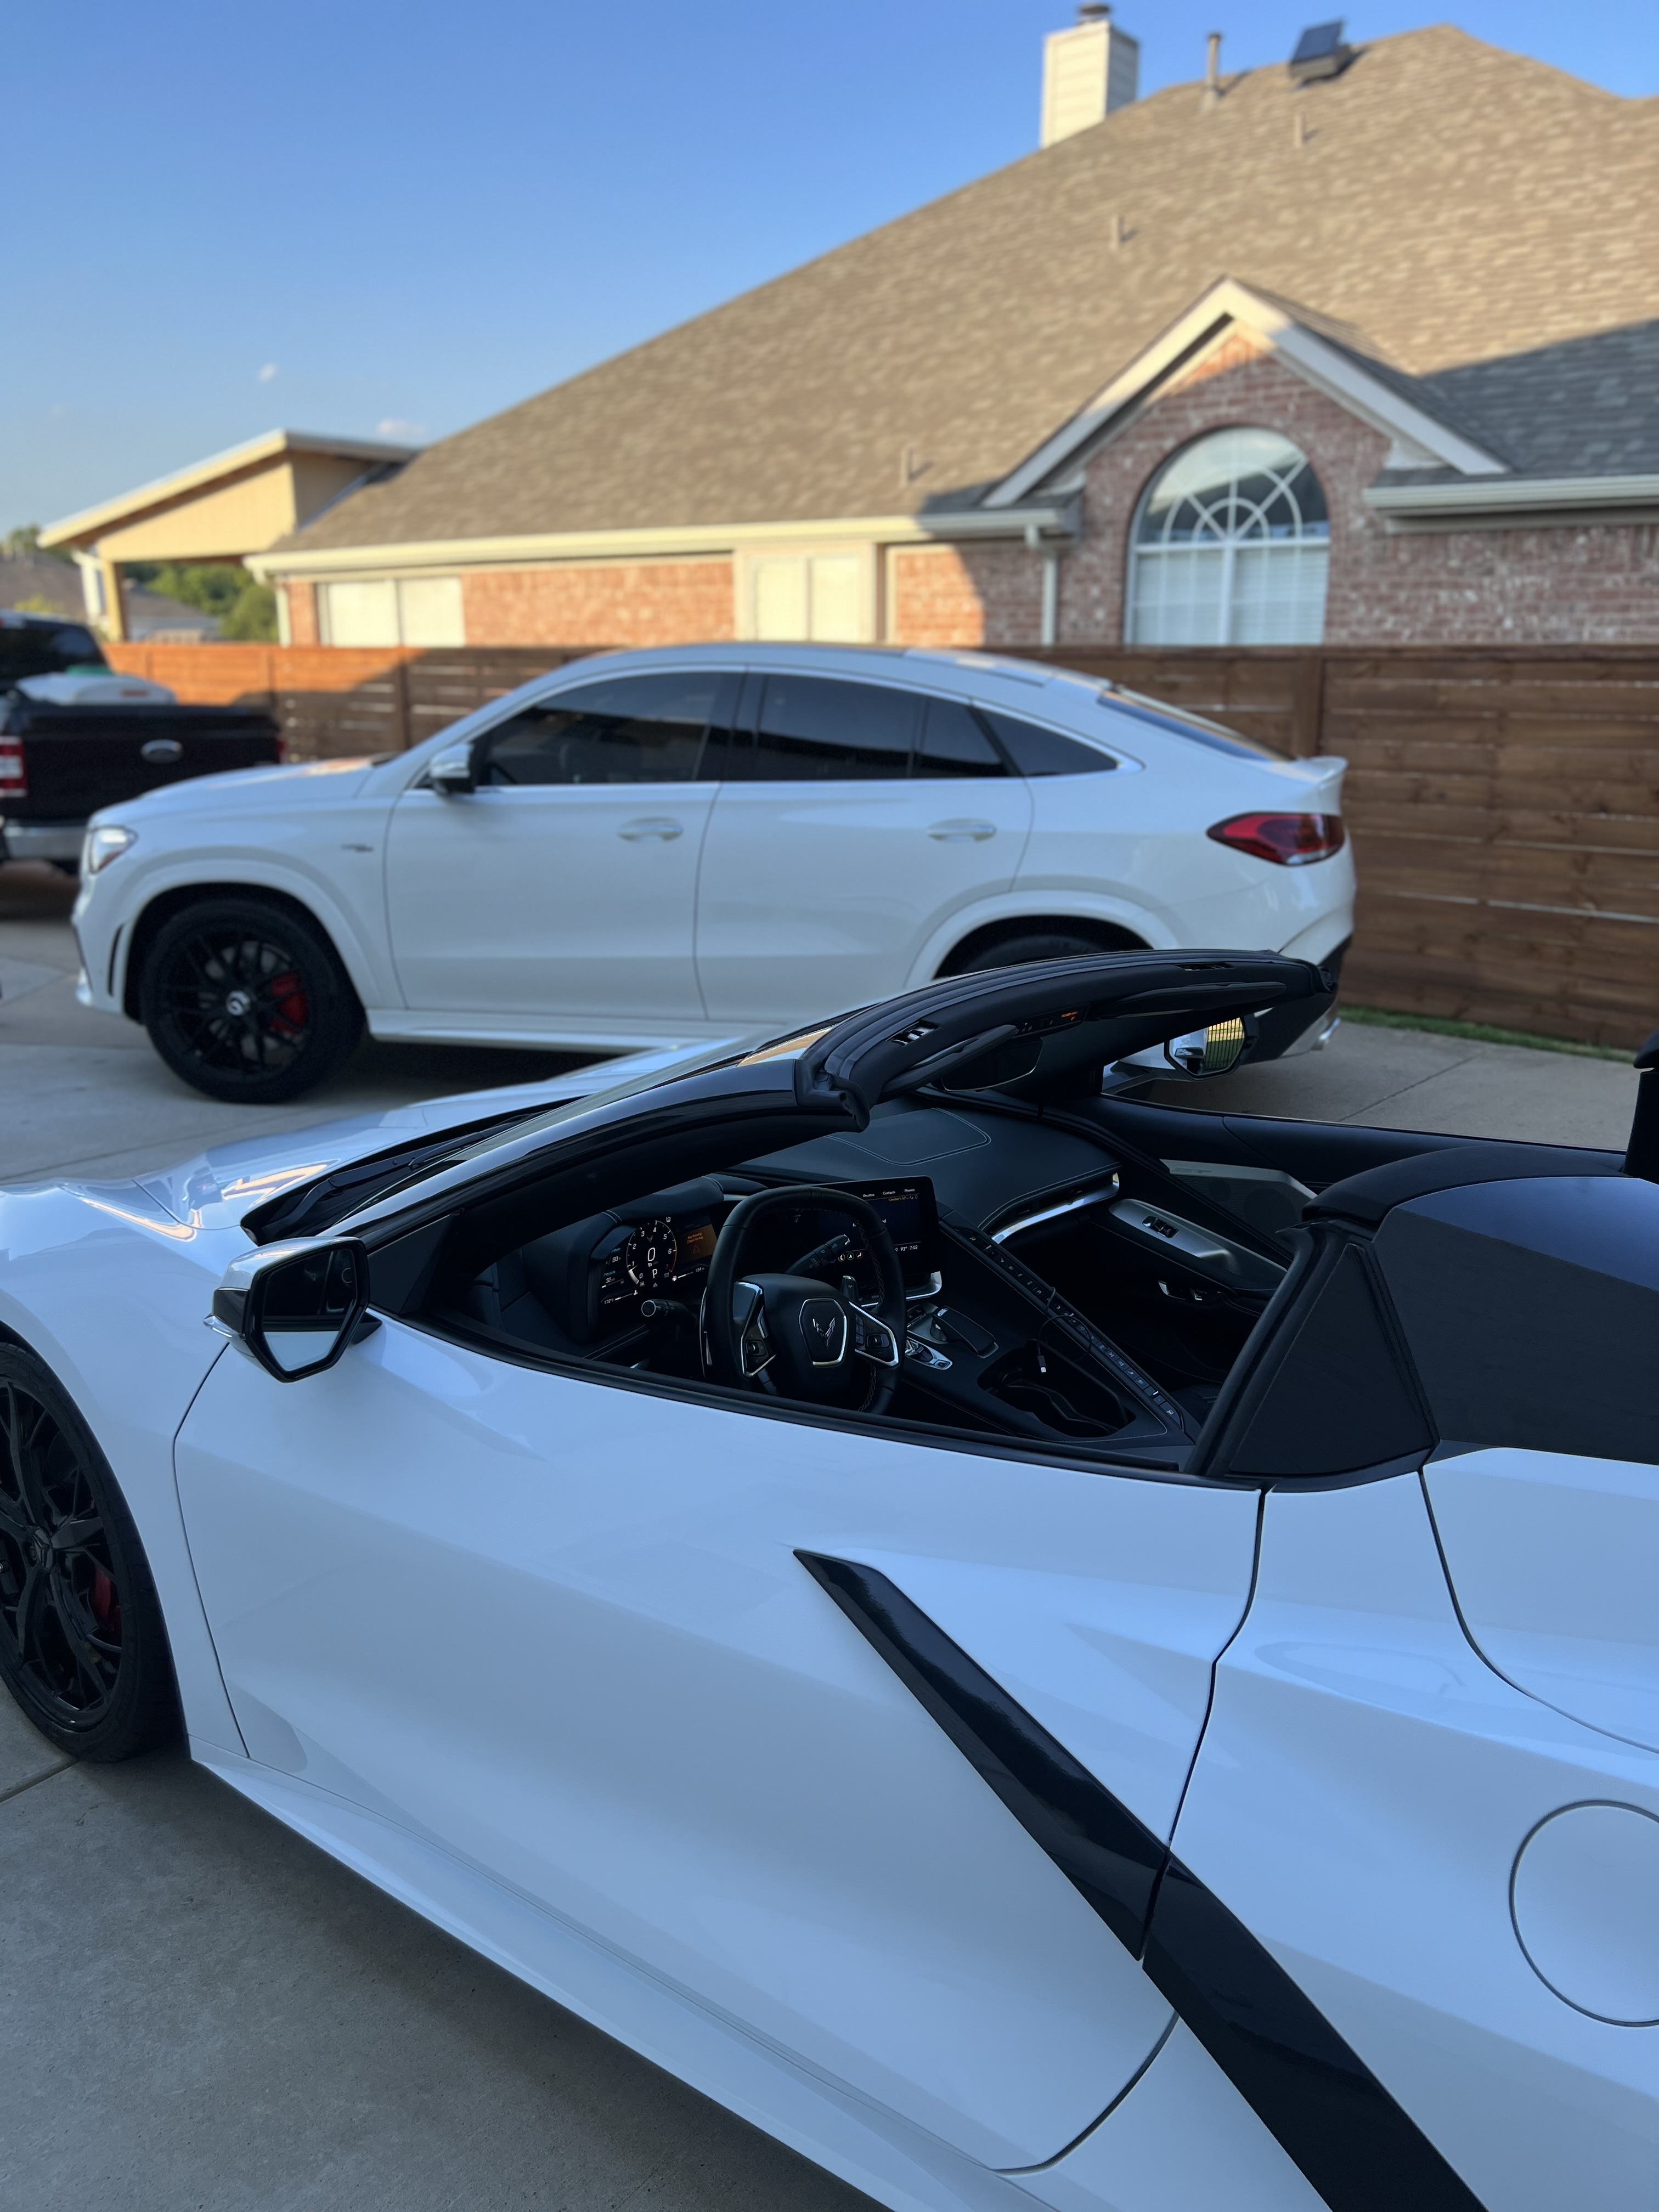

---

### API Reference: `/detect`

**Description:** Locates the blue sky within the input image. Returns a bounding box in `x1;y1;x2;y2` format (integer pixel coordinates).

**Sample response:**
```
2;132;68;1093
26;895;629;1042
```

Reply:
4;0;1652;535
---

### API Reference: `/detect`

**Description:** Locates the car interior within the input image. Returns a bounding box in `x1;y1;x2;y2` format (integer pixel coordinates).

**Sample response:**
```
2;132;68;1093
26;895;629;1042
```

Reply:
404;1084;1453;1468
246;950;1583;1471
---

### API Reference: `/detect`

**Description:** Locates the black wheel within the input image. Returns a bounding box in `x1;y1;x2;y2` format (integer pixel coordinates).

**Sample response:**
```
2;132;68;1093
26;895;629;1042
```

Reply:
0;1345;179;1761
140;897;363;1104
947;928;1141;975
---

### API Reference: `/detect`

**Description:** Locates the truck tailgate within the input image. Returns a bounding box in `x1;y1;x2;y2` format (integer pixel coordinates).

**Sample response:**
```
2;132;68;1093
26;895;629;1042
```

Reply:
10;703;281;818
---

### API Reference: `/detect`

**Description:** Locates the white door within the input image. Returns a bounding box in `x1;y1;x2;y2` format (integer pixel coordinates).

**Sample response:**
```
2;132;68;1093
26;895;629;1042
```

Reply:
384;670;727;1024
174;1320;1258;2170
695;675;1031;1026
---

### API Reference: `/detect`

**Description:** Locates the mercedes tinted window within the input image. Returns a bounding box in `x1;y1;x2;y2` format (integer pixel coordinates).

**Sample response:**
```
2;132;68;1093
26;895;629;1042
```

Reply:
727;676;918;782
979;709;1116;777
915;698;1008;778
475;673;720;786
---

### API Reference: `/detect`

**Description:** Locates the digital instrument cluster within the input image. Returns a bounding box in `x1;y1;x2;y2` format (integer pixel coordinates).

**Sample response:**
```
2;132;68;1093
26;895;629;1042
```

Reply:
587;1180;940;1334
595;1210;718;1320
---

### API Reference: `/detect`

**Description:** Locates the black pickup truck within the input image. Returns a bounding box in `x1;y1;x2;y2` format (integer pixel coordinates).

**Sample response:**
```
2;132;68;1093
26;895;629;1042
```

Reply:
0;611;281;872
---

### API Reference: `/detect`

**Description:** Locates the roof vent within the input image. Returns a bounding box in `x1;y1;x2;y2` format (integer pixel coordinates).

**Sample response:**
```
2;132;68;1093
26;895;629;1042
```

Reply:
1041;4;1140;148
1288;20;1352;82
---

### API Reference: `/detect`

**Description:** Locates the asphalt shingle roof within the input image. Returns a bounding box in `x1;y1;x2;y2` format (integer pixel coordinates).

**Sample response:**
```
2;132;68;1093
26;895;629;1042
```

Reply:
280;28;1659;555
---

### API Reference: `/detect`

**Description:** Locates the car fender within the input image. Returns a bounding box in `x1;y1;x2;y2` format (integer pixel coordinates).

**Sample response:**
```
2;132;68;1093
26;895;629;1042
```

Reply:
0;1183;253;1753
910;890;1178;987
111;851;398;1013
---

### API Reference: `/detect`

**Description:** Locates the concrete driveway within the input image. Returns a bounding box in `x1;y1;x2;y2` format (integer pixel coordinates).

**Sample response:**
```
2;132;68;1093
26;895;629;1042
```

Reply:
0;861;1640;2209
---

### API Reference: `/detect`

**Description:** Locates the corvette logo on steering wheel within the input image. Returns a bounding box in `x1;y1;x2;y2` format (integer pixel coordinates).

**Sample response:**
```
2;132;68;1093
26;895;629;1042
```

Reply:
798;1299;848;1364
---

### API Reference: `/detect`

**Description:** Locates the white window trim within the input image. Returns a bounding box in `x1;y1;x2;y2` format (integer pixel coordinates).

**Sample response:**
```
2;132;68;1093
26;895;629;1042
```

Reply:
733;542;879;644
316;574;466;648
1126;431;1331;647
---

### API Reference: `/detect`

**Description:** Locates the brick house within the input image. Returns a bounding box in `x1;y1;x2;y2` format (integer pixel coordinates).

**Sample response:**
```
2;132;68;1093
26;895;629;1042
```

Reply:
255;26;1658;652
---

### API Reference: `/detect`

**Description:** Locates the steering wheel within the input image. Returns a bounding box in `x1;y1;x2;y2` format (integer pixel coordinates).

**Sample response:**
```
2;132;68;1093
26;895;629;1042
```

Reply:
704;1186;908;1415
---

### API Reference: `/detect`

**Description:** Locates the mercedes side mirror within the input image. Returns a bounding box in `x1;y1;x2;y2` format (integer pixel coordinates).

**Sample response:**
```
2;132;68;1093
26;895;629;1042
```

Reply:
211;1239;374;1380
428;741;477;796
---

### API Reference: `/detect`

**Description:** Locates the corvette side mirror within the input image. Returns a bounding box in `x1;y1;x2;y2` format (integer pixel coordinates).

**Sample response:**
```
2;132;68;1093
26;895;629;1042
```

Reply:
1116;1015;1254;1079
428;741;477;796
212;1239;373;1380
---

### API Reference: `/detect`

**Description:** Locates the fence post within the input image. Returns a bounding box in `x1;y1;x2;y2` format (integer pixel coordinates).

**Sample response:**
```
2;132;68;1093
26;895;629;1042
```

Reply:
1291;652;1326;758
392;656;413;750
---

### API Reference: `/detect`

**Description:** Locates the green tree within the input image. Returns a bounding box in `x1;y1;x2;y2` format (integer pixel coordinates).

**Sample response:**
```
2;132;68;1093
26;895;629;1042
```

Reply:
123;559;278;642
221;581;278;641
3;524;69;560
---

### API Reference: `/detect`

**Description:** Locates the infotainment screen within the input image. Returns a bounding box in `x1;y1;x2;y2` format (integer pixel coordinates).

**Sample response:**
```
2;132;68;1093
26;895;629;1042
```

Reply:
765;1179;940;1293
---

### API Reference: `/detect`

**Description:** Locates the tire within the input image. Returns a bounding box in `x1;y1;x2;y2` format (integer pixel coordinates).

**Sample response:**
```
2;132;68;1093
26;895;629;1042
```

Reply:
0;1345;180;1762
140;896;363;1104
949;929;1139;976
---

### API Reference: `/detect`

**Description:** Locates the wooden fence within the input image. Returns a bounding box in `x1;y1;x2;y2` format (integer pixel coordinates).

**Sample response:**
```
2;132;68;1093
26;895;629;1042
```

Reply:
106;641;1659;1051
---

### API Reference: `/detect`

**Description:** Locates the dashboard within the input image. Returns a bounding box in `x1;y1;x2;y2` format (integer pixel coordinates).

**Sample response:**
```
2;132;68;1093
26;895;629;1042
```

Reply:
571;1178;940;1340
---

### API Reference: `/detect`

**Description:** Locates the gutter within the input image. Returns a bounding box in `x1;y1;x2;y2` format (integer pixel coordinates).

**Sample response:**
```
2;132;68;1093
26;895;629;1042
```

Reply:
247;501;1081;583
1364;473;1659;518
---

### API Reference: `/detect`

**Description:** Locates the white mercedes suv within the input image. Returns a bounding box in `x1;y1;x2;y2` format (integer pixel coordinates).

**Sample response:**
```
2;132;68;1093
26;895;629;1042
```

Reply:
71;645;1354;1102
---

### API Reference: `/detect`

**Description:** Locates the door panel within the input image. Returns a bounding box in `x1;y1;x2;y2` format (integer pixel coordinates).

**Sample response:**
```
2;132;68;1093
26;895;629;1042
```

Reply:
1426;1448;1659;1750
386;784;712;1020
1177;1476;1659;2212
174;1321;1259;2168
695;678;1031;1025
385;671;724;1023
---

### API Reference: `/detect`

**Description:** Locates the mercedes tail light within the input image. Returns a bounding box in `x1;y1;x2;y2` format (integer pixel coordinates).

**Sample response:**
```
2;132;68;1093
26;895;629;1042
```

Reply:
1207;812;1345;866
0;736;26;799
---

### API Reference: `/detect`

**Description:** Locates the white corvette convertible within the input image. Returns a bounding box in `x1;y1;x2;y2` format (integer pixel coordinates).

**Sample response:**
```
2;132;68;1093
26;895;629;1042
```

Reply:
1;952;1654;2212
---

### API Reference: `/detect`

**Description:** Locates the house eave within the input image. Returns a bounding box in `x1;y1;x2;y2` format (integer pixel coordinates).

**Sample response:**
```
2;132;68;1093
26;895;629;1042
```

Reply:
247;503;1080;582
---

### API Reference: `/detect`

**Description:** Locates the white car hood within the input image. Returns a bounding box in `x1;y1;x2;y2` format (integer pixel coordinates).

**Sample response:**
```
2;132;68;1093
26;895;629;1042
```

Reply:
113;1045;725;1235
92;754;386;828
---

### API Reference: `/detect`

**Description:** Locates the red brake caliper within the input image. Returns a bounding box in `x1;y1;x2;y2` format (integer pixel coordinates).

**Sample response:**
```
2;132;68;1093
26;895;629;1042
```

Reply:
266;970;311;1039
91;1565;120;1637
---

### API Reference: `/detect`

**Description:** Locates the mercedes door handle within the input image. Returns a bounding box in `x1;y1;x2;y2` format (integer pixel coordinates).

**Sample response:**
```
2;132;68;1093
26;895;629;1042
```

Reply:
617;819;685;841
928;820;996;842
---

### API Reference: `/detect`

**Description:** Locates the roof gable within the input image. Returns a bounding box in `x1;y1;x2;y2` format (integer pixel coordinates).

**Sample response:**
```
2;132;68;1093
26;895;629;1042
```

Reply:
985;277;1510;506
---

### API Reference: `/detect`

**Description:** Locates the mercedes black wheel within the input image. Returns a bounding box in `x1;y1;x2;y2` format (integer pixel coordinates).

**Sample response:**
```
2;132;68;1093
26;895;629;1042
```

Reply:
0;1346;179;1761
140;896;363;1104
947;929;1142;975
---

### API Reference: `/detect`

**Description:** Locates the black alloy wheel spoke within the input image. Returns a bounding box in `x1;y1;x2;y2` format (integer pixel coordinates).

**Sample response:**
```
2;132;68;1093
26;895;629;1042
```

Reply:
0;1492;30;1550
12;1557;48;1662
5;1386;55;1530
49;1569;119;1672
51;1513;102;1555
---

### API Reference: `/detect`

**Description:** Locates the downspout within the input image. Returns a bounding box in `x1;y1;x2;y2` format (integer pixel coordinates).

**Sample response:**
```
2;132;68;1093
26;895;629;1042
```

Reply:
1025;521;1061;647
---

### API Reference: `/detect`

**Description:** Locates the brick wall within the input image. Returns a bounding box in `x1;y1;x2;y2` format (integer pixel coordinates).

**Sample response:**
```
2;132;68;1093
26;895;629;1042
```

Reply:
282;582;319;646
461;559;735;646
889;544;1044;646
1063;348;1659;647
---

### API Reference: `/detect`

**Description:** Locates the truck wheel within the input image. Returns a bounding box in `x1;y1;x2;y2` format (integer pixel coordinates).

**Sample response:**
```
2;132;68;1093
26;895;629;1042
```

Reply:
139;897;363;1103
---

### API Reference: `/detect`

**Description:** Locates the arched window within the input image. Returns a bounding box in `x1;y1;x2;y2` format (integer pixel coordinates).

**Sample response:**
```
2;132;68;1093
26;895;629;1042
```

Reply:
1126;429;1330;645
